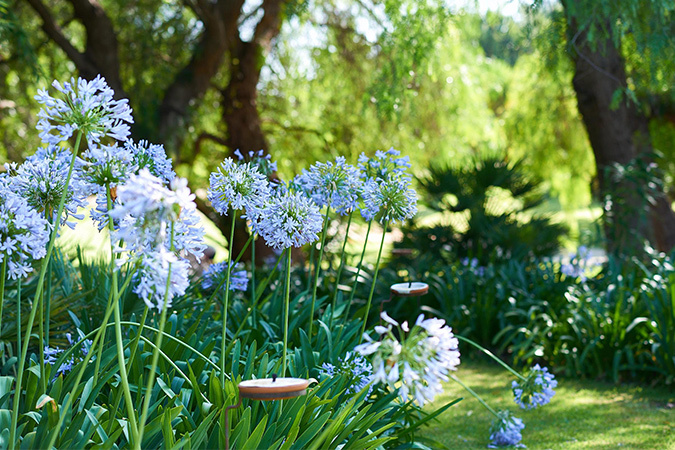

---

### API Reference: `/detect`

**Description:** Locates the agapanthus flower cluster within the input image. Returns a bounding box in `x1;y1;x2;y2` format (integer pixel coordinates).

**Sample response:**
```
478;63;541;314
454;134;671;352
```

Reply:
355;312;460;406
44;333;92;379
202;261;248;292
234;149;277;177
34;75;133;146
110;170;205;311
0;180;50;279
134;247;191;311
488;410;525;448
295;156;363;215
358;148;411;180
77;143;135;188
110;170;205;258
253;190;322;249
208;158;271;220
560;245;594;282
126;139;175;183
6;149;88;230
320;352;373;396
361;174;417;224
512;364;557;410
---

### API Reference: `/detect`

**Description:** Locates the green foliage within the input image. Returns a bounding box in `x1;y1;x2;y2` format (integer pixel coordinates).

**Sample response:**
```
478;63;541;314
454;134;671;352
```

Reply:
398;156;567;264
383;249;675;384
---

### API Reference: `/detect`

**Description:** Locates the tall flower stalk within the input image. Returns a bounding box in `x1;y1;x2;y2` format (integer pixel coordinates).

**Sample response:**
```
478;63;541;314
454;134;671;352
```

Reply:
253;189;322;376
342;220;372;325
282;247;292;377
208;157;270;382
9;131;81;449
330;211;353;323
220;208;237;385
296;156;362;337
308;205;331;339
359;218;389;343
136;225;175;448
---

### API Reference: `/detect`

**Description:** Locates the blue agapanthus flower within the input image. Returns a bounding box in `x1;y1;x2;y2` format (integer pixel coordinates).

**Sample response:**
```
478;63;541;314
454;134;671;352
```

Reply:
110;170;205;259
320;352;373;396
358;148;411;180
488;410;526;448
0;180;50;279
208;158;271;219
125;139;175;183
234;149;277;177
134;247;190;312
295;156;363;215
202;261;248;292
512;364;557;410
34;75;133;146
6;149;89;230
253;190;322;249
78;143;137;188
361;174;417;224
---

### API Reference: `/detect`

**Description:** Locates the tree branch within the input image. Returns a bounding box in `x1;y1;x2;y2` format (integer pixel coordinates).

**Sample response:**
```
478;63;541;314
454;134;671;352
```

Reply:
23;0;92;73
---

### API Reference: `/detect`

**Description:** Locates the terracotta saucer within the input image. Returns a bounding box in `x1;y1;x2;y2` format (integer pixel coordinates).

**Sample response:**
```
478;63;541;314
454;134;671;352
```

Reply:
238;377;317;401
390;282;429;297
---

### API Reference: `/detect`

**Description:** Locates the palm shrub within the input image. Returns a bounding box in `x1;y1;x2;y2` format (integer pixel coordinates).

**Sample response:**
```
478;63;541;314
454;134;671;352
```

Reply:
397;156;567;264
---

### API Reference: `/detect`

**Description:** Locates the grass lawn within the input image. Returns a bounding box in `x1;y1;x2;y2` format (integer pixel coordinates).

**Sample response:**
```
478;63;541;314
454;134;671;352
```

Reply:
421;360;675;449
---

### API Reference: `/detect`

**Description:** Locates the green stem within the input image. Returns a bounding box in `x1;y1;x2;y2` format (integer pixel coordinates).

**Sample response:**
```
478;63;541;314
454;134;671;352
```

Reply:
251;232;256;311
46;265;137;450
45;249;52;349
306;245;315;292
342;220;372;325
106;306;149;436
221;210;237;386
282;248;291;377
105;186;139;444
330;211;353;323
15;279;20;368
223;251;285;357
0;259;6;351
136;264;173;448
455;335;526;381
450;374;500;419
10;130;82;450
358;219;388;344
308;207;331;339
93;285;115;385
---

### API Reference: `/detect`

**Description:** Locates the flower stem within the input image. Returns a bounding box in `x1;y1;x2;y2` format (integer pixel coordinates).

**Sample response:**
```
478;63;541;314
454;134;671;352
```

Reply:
104;185;140;444
358;219;389;344
282;248;292;377
342;220;372;326
220;209;237;386
455;335;526;381
15;278;20;366
308;206;331;339
450;374;500;419
9;130;82;450
251;232;256;314
45;265;138;449
330;211;353;324
135;265;172;449
0;259;6;352
106;305;149;436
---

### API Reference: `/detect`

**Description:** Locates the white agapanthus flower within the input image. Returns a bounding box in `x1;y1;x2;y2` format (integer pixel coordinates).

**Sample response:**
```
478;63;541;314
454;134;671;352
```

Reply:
355;311;460;406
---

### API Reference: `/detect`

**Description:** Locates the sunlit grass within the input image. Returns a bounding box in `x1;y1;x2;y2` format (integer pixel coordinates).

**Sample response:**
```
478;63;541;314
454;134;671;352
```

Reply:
421;360;675;449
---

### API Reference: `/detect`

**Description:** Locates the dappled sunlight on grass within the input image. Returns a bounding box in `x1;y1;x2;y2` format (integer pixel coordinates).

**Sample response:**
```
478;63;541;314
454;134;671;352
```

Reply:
422;360;675;449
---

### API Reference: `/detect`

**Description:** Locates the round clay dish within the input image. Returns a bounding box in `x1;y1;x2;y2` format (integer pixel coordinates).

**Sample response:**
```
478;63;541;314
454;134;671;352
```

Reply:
238;377;315;401
390;282;429;297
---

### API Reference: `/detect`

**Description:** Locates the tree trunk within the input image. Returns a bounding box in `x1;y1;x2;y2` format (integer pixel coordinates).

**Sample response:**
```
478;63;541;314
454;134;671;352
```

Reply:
566;16;675;254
